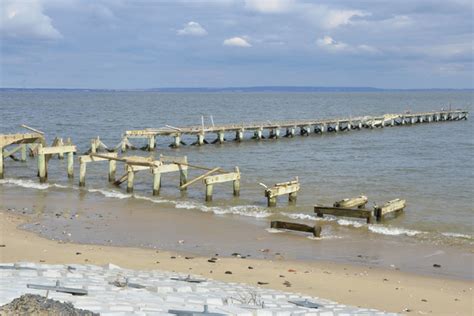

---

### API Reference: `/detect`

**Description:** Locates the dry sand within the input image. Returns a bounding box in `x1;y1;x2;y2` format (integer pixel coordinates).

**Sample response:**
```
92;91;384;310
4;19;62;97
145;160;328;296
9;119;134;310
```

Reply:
0;211;472;315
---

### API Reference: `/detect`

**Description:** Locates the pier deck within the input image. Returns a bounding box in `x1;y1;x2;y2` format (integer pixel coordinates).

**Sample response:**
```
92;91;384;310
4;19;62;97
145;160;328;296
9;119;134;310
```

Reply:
123;109;468;149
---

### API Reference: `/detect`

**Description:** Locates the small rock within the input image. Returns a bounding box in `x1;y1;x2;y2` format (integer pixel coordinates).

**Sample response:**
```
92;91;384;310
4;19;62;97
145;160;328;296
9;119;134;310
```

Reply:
283;281;291;287
170;256;176;259
421;299;427;302
208;258;218;263
185;256;194;260
257;281;269;285
225;271;232;275
383;278;389;281
248;266;254;270
288;269;296;272
260;248;270;253
75;252;81;255
433;264;441;268
0;244;5;247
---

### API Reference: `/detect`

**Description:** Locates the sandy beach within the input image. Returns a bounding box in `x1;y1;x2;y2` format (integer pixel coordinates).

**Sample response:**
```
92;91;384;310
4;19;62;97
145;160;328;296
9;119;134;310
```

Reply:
1;211;472;315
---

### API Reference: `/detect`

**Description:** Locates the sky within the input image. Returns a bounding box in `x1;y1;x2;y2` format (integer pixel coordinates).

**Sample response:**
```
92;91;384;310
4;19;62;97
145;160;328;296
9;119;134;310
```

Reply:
0;0;473;89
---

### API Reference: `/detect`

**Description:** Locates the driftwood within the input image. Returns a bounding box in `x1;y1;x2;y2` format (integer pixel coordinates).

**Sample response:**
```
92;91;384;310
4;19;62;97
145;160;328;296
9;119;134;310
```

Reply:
271;221;321;237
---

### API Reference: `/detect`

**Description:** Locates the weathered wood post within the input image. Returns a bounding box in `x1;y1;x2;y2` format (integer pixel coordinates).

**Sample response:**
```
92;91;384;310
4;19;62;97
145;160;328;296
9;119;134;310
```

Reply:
197;133;205;146
419;116;424;123
121;137;128;152
205;183;213;202
233;166;240;197
289;191;297;203
79;160;86;186
347;122;352;130
179;156;188;190
37;143;47;183
321;123;327;133
148;135;156;151
218;131;225;144
152;168;161;196
57;138;65;159
235;129;244;142
127;166;134;193
90;138;97;154
67;151;74;178
0;146;3;179
108;159;116;183
254;128;263;140
20;144;27;162
335;121;340;132
173;134;181;148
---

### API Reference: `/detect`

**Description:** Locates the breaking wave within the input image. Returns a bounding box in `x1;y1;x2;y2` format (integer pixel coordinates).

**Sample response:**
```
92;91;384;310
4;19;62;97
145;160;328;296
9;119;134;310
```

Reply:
0;178;67;190
368;225;423;237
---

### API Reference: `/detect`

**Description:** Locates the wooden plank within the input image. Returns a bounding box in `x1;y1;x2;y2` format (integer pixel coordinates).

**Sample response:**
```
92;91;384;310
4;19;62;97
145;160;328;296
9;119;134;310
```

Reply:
180;168;220;190
375;199;406;220
79;152;118;163
271;221;321;237
314;205;373;220
20;124;45;135
0;133;44;147
156;163;183;173
334;195;368;208
39;145;76;155
204;171;240;185
266;183;300;198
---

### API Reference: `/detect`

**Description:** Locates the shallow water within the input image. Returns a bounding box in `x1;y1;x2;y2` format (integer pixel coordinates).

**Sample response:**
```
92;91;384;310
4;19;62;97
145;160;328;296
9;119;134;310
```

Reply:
0;90;473;277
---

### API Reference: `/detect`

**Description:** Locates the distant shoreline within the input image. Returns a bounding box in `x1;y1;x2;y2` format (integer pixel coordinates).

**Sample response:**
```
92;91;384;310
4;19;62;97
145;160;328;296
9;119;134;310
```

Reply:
1;87;473;93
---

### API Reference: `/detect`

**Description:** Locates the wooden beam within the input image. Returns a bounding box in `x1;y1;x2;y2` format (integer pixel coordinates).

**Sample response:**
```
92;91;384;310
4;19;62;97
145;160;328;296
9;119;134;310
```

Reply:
374;199;406;221
204;171;240;185
271;221;321;237
334;195;368;209
314;205;374;224
20;124;45;135
180;168;220;190
39;145;76;155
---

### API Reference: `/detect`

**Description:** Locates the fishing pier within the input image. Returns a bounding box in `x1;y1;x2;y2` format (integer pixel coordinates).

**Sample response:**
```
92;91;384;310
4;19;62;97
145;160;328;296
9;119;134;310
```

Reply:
122;110;468;150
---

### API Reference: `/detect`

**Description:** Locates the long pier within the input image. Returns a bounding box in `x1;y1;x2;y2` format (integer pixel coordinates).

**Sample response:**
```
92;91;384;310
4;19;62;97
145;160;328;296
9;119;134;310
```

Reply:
123;110;469;149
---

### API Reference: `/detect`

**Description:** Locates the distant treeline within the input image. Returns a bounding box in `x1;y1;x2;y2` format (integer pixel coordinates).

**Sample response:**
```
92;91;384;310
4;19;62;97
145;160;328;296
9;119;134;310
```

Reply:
1;87;472;93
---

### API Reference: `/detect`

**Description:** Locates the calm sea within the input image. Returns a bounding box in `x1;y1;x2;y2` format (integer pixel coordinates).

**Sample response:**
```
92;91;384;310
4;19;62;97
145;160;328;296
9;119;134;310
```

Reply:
1;90;473;251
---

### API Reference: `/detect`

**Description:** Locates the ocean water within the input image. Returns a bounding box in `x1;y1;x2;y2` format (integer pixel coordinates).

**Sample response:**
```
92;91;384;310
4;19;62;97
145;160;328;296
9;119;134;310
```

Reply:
0;90;473;251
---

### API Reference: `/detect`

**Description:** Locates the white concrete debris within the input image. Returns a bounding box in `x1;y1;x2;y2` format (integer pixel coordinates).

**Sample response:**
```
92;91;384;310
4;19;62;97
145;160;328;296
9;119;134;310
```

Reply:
0;262;398;315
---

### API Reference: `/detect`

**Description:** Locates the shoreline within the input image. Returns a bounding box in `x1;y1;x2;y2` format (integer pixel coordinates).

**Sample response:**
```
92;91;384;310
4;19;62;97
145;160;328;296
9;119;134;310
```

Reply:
1;211;472;315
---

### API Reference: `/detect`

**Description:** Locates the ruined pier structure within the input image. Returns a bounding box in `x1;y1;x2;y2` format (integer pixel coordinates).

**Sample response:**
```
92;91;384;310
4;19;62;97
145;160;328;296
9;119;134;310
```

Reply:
123;110;468;149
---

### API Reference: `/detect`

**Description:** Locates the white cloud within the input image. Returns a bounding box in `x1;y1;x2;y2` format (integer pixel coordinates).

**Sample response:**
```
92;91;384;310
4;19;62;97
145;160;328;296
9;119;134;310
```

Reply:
244;0;295;13
177;21;208;36
0;0;62;40
322;9;369;29
223;36;252;47
317;36;379;54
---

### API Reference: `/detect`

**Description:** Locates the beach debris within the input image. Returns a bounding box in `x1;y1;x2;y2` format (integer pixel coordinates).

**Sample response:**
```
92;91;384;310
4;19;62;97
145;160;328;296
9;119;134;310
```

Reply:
257;281;268;285
110;277;146;289
264;177;300;207
315;204;375;224
270;220;321;237
224;271;232;275
374;199;406;221
185;256;194;260
289;299;322;309
259;248;270;253
283;281;292;287
421;299;428;302
288;269;296;273
170;275;206;283
207;258;218;263
0;244;5;247
433;264;441;268
248;266;254;270
334;195;368;209
27;280;88;296
168;304;226;316
178;240;185;244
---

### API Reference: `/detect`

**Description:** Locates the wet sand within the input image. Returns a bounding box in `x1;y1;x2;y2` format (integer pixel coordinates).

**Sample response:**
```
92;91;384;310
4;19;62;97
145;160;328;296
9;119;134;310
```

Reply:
0;211;472;315
1;185;473;280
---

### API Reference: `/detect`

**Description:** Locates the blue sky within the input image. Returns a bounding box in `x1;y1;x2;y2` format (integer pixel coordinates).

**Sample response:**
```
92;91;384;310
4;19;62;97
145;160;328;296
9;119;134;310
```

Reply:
1;0;472;89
